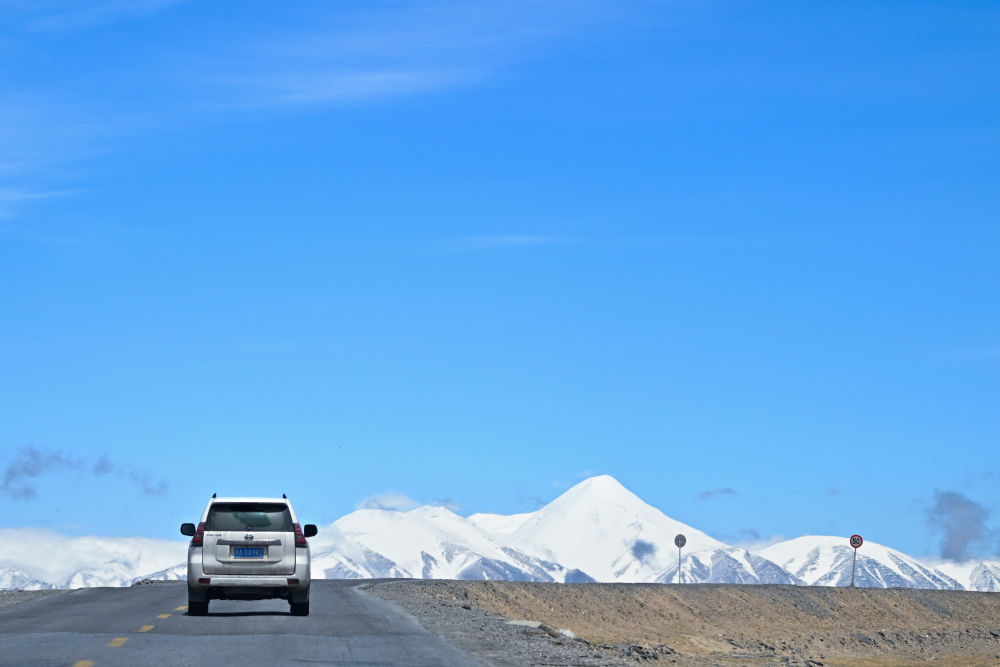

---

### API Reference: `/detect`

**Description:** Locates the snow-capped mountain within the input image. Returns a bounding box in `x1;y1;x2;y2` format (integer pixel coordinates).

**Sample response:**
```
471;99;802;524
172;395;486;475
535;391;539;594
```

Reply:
132;563;187;583
760;536;959;589
4;477;997;591
932;559;1000;592
502;475;728;582
654;547;803;585
0;528;187;589
307;476;793;586
310;506;587;582
0;568;52;590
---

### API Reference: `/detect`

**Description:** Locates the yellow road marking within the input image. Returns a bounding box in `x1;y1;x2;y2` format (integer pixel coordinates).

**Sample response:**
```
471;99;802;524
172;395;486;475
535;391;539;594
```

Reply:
175;605;187;611
138;624;154;633
157;613;171;619
73;661;95;667
107;637;128;647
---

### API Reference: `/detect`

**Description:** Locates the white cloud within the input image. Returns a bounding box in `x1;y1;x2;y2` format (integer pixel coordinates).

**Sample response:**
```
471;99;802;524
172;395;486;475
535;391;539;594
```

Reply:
430;497;462;512
735;533;788;552
356;492;421;512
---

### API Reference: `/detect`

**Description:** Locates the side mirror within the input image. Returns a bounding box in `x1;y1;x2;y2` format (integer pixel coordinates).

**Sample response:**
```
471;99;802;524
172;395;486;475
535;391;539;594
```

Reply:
180;523;196;536
303;524;318;538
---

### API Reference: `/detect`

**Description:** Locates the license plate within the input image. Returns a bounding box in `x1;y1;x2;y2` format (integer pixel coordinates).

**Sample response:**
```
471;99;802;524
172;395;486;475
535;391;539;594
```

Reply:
233;547;265;559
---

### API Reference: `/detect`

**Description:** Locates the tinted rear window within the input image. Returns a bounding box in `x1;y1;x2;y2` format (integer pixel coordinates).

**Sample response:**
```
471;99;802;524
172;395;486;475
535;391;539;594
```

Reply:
206;503;293;531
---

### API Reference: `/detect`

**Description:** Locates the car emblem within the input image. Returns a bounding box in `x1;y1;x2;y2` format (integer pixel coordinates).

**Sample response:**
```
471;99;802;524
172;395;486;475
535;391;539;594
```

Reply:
245;533;254;542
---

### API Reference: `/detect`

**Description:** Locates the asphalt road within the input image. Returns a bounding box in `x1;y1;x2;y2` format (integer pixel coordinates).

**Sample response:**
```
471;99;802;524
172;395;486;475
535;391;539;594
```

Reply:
0;581;485;666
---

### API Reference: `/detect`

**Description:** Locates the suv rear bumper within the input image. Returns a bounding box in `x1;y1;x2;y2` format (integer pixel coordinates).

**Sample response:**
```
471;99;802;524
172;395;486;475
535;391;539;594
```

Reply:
187;549;310;601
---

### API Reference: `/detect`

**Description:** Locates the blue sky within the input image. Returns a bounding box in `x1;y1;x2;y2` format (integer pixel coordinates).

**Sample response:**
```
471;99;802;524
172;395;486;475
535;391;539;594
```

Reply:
1;1;998;560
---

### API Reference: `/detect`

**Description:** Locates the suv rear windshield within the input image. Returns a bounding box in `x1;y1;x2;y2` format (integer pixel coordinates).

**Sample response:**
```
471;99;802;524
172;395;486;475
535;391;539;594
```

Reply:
206;503;294;531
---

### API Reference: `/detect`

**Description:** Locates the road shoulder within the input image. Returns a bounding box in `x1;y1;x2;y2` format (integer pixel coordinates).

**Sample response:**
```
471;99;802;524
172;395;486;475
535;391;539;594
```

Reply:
0;589;69;611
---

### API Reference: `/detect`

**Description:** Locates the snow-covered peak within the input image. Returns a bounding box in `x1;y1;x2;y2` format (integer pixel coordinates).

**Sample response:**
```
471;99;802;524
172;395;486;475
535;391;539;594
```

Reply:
7;479;999;591
930;559;1000;592
759;536;959;589
330;506;520;579
559;474;631;498
508;475;725;582
0;567;52;590
543;474;655;513
654;547;803;585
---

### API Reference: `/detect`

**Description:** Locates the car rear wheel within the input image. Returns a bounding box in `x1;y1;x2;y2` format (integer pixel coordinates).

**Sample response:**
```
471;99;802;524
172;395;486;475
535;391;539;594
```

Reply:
188;599;208;615
290;599;309;616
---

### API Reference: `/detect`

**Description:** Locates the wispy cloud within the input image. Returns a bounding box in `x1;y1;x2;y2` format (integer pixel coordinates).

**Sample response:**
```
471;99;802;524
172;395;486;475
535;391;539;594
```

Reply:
927;489;992;561
1;446;168;499
0;187;79;219
0;92;125;222
697;486;738;500
1;446;76;499
430;497;461;512
198;69;473;111
517;494;549;511
734;531;787;552
0;0;188;33
0;2;620;219
93;455;168;496
450;235;573;251
356;492;421;512
128;470;168;496
0;188;76;203
176;1;618;111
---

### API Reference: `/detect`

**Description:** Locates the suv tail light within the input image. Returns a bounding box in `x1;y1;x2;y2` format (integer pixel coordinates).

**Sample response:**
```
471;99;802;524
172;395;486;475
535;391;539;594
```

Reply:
293;523;307;547
191;521;206;546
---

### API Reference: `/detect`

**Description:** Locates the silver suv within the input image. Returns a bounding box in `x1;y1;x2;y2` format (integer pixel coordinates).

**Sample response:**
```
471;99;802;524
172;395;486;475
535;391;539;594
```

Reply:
180;495;318;616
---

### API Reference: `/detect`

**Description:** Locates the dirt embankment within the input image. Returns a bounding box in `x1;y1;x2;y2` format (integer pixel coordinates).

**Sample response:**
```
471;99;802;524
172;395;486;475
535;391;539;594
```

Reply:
367;580;1000;666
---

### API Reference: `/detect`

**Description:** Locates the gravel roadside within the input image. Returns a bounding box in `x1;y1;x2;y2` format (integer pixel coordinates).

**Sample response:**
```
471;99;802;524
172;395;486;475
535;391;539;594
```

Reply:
362;580;1000;667
362;580;644;666
0;589;68;610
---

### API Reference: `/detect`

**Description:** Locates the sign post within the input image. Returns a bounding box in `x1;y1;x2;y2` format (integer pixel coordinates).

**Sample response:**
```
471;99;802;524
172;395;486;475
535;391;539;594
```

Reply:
674;534;686;584
849;534;863;587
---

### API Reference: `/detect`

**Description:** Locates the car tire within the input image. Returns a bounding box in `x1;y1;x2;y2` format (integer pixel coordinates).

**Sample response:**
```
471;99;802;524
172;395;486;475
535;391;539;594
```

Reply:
188;599;208;616
290;600;309;616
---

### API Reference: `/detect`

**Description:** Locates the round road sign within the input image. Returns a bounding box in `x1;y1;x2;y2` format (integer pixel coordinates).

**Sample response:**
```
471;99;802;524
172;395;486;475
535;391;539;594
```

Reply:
674;534;687;548
850;534;863;549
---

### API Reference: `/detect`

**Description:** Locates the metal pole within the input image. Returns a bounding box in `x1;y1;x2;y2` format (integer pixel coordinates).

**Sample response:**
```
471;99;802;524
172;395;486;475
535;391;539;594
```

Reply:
677;546;682;584
850;548;857;587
